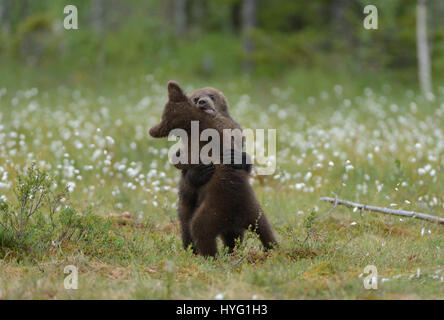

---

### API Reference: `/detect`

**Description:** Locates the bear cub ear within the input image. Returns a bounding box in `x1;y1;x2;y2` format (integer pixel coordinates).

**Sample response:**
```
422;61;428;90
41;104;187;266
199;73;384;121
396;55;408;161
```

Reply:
168;81;188;102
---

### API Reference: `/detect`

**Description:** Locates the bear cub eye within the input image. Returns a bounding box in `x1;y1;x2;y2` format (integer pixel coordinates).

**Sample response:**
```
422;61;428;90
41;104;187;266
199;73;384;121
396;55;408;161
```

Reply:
209;95;215;101
193;97;199;104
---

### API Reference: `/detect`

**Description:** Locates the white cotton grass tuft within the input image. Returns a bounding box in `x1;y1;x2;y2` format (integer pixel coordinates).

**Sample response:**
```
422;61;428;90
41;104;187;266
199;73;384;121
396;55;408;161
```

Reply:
214;293;224;300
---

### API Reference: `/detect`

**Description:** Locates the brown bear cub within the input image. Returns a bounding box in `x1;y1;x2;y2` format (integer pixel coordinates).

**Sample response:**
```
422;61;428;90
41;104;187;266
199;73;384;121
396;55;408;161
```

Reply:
173;86;252;254
149;81;278;257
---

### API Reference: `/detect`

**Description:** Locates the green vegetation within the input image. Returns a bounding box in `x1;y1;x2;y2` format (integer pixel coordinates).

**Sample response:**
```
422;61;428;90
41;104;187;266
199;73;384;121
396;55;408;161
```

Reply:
0;0;443;300
0;164;125;264
1;0;444;88
0;74;442;299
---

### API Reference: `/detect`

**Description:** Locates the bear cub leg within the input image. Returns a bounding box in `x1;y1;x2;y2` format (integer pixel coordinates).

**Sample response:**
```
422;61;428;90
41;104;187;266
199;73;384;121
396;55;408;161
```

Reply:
189;207;219;257
221;229;245;253
178;197;197;253
254;213;278;250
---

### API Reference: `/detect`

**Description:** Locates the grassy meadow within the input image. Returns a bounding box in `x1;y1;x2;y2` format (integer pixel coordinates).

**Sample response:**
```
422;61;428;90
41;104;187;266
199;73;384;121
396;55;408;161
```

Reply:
0;69;442;299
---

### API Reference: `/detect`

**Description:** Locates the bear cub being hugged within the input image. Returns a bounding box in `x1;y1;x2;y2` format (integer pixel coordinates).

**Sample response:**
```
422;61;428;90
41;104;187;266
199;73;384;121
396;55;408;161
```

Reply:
149;81;277;257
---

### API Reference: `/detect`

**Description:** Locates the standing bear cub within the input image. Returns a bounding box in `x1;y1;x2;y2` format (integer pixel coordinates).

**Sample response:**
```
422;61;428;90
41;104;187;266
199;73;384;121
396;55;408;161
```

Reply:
149;81;278;257
172;86;252;254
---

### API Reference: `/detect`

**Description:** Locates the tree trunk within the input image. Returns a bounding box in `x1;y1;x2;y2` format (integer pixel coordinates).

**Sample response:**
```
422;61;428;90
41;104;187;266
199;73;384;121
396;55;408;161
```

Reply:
330;0;353;48
91;0;105;85
0;0;12;33
0;0;4;29
230;2;241;33
241;0;257;73
173;0;187;36
190;0;207;33
416;0;432;95
91;0;105;35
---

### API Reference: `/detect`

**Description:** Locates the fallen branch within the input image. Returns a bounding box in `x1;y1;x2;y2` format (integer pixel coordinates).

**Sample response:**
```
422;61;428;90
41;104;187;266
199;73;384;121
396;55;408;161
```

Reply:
319;197;444;225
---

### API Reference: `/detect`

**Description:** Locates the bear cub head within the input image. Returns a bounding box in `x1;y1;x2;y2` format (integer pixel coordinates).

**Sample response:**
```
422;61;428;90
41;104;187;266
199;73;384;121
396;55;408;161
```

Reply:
149;81;233;139
188;87;230;118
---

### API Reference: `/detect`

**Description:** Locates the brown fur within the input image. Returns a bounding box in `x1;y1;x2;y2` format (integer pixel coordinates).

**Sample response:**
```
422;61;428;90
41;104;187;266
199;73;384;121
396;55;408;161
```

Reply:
174;86;243;254
149;81;278;256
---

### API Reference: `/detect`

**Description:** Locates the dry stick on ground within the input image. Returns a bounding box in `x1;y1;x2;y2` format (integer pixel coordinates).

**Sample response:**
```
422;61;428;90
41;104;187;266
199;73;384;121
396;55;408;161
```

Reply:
319;197;444;226
315;194;339;221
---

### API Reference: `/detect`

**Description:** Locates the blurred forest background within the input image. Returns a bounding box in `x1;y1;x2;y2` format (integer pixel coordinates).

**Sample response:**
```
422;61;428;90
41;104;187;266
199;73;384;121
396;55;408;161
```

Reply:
0;0;443;91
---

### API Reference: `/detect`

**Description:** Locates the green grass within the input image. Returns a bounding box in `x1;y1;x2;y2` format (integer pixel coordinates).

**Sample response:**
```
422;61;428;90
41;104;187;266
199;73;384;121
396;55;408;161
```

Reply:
0;70;443;299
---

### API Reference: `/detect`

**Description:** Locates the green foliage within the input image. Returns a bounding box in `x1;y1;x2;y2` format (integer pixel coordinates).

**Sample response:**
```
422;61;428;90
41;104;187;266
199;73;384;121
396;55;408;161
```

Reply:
304;211;317;232
1;0;444;82
0;163;53;248
17;14;53;34
0;163;122;260
0;73;443;299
